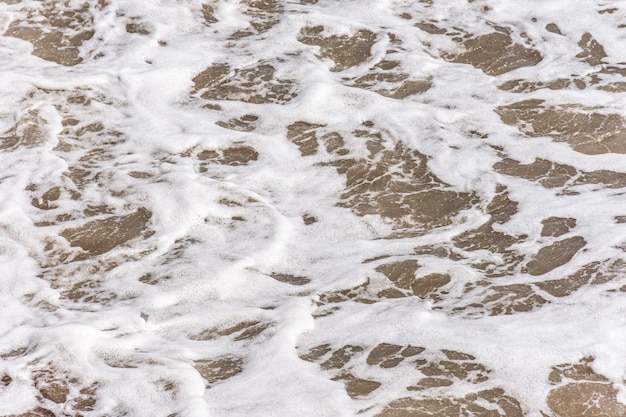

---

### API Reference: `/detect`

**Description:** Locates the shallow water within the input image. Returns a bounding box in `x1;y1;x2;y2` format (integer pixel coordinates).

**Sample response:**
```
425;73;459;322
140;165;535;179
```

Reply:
1;0;626;416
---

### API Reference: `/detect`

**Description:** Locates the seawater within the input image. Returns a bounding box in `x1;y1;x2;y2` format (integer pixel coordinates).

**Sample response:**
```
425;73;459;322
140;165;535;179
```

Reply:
1;0;626;416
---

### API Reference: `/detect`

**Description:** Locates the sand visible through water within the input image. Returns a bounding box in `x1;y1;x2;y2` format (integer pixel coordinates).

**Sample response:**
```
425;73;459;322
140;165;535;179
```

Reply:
1;0;626;416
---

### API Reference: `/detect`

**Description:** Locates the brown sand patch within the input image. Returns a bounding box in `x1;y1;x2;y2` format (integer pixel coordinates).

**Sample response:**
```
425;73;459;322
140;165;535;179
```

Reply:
525;236;586;276
497;64;626;94
298;26;377;71
39;386;67;405
597;81;626;93
201;3;218;24
494;158;577;188
376;389;523;417
299;342;427;399
309;123;476;235
547;358;626;417
407;377;453;390
62;279;113;303
299;342;503;404
549;383;626;417
414;245;464;261
192;320;273;341
299;344;332;363
227;0;283;37
216;114;259;132
299;342;512;407
496;100;626;154
453;186;524;277
157;237;202;267
415;22;447;35
376;260;420;290
286;123;348;157
376;261;450;301
410;273;451;299
495;157;626;192
193;62;297;104
537;269;594;298
21;360;100;415
128;171;154;179
329;136;478;233
416;357;490;384
287;122;325;156
478;284;547;315
269;273;311;286
367;344;425;368
333;372;381;398
11;408;56;417
577;32;607;66
536;260;624;298
320;345;364;370
575;169;626;189
1;346;27;359
125;19;152;35
39;253;147;302
0;110;48;150
67;385;98;414
441;350;475;361
545;23;563;35
231;322;273;341
351;60;432;99
4;0;101;66
298;346;515;413
243;0;283;34
314;276;402;309
314;279;379;308
197;145;259;171
31;187;61;210
445;31;542;76
194;356;244;386
549;358;608;384
60;207;152;255
498;77;586;93
192;63;230;91
541;217;576;237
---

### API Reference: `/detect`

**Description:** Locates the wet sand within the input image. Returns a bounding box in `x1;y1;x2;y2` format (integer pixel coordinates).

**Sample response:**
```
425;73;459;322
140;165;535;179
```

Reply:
1;0;626;416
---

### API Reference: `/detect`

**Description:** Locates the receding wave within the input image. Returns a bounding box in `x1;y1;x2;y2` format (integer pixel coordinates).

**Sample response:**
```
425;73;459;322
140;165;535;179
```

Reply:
1;0;626;416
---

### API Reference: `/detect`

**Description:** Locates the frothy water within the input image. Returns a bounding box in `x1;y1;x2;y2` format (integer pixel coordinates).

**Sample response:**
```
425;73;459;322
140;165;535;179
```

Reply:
2;0;626;416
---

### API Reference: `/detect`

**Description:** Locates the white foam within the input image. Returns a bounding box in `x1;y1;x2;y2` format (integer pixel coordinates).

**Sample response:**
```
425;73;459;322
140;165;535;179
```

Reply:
2;0;626;415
